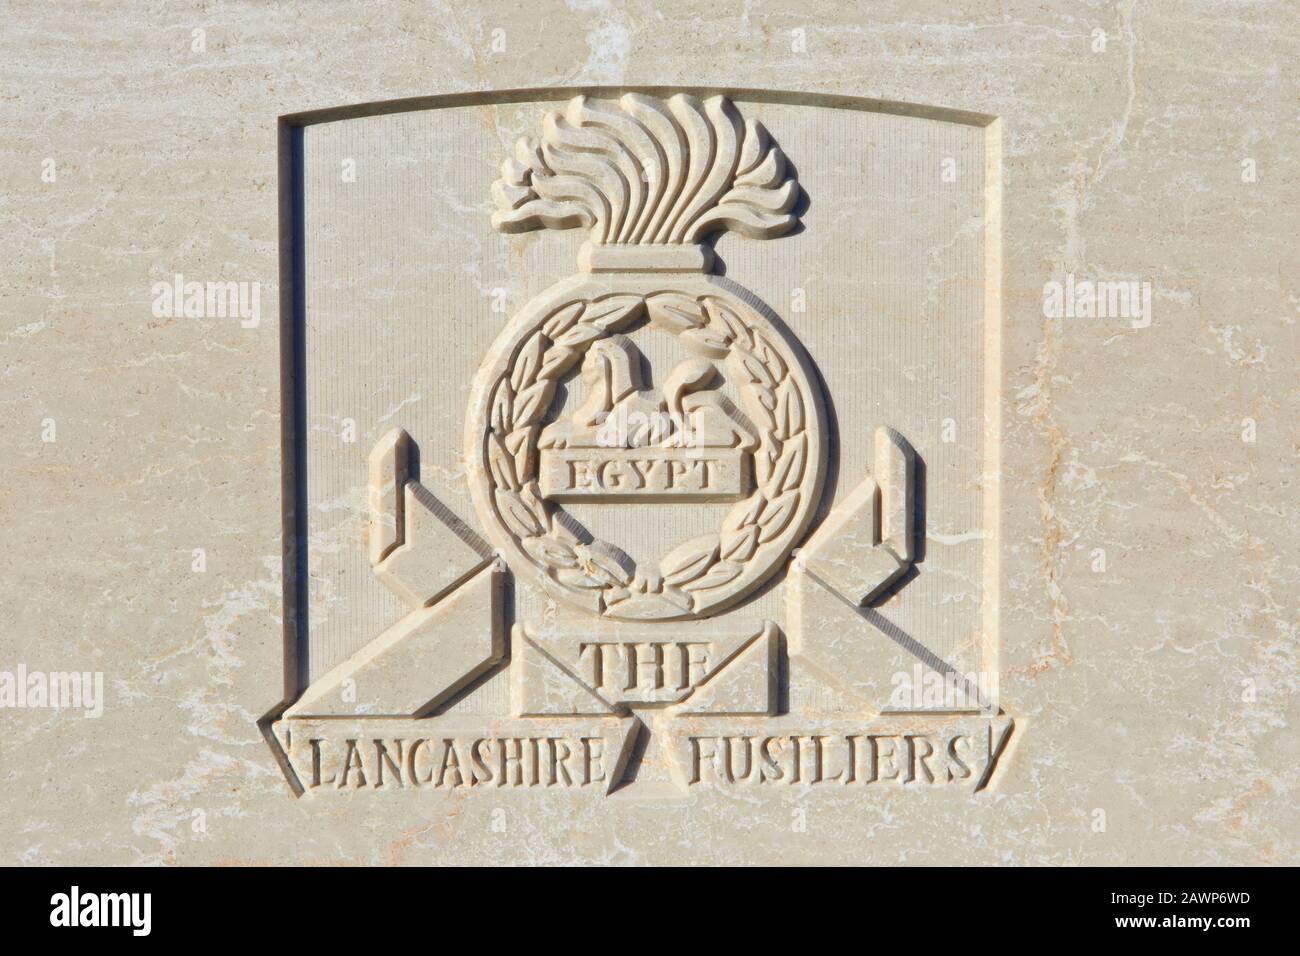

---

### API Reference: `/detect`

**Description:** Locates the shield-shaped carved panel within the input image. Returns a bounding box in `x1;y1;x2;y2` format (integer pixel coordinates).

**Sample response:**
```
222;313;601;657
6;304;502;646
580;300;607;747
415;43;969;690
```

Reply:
273;88;1007;796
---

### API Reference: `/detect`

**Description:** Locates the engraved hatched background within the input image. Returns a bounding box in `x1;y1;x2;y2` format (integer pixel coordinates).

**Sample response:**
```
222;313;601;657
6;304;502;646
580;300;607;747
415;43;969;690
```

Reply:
301;96;991;697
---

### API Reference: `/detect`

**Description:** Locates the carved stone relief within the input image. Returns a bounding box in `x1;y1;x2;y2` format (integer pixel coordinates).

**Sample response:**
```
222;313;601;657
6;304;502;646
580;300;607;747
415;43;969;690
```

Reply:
271;89;1006;797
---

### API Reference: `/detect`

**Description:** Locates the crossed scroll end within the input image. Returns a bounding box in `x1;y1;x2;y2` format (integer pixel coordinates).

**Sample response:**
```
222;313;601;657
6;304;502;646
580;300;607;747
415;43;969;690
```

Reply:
284;430;501;720
783;427;926;715
368;427;494;608
796;426;915;606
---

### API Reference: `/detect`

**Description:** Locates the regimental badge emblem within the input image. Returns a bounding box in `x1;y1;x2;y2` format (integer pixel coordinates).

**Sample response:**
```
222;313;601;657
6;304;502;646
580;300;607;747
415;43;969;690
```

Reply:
465;94;828;621
269;89;1013;797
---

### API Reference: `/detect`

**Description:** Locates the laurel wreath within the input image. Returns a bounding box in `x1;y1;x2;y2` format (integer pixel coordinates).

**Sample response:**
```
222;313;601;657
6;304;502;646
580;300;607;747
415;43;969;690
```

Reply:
483;291;808;616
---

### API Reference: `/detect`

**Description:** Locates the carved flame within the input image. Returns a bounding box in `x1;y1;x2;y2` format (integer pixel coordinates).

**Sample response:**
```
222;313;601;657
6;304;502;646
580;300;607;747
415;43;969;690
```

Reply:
492;93;800;245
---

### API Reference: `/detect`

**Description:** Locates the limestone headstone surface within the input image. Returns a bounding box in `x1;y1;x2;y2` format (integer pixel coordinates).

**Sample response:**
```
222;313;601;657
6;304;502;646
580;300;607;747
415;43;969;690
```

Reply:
0;2;1294;865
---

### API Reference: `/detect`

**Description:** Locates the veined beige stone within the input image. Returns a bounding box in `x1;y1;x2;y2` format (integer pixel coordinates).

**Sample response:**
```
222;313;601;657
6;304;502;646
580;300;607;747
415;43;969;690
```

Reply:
4;2;1294;866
